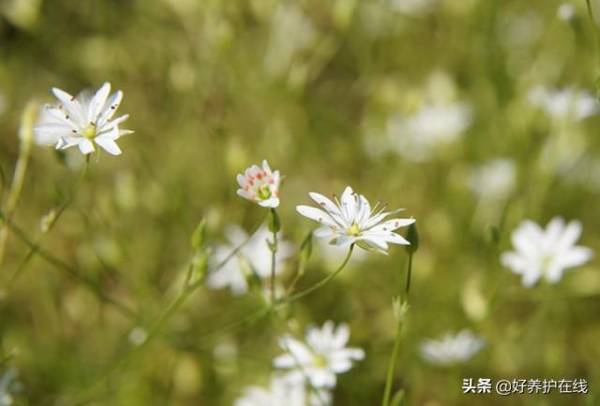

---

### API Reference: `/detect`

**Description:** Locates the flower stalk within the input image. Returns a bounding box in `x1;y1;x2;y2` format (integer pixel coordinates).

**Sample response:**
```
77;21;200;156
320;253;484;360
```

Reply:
382;223;418;406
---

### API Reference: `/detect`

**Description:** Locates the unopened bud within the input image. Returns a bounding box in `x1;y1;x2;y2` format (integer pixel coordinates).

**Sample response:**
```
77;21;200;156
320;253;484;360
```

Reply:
405;223;419;254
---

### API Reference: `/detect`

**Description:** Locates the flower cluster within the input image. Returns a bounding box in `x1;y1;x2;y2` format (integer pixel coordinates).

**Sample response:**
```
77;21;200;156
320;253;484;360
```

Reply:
236;321;363;405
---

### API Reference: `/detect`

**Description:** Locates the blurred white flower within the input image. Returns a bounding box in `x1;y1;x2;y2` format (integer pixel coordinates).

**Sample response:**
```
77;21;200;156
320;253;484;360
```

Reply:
235;376;331;406
34;82;132;155
128;327;148;346
390;0;437;15
387;102;472;162
0;368;20;406
297;186;415;254
274;321;364;389
501;217;593;287
264;4;316;77
206;225;293;295
468;159;516;201
420;330;484;366
557;3;576;21
236;160;282;208
528;86;598;121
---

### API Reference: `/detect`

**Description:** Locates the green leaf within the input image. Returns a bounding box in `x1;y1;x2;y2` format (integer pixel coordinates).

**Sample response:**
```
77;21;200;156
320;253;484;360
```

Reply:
190;219;206;251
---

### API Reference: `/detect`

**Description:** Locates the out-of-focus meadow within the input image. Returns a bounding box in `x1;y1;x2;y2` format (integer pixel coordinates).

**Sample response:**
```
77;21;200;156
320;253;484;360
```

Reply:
1;0;600;405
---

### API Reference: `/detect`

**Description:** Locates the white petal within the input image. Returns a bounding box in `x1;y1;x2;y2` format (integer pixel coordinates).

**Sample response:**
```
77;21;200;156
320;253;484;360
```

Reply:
296;206;338;228
94;136;122;155
52;87;86;125
78;139;95;155
88;82;111;121
558;246;593;269
313;227;334;238
368;218;415;233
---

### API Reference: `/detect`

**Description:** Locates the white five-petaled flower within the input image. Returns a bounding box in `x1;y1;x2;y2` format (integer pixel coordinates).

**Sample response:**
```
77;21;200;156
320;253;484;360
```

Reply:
420;330;485;366
501;217;593;287
274;321;364;389
236;160;282;208
235;376;331;406
206;225;293;295
34;82;132;155
296;186;415;254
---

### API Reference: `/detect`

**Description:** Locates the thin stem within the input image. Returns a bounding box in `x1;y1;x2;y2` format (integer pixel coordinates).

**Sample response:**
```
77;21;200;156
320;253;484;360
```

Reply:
0;102;36;268
382;252;414;406
283;244;354;304
7;159;89;287
70;217;270;403
586;0;600;69
382;322;403;406
404;253;413;299
0;209;137;320
270;227;277;304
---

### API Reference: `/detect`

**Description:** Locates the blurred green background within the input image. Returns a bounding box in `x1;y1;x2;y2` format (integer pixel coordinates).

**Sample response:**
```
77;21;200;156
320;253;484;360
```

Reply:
1;0;599;404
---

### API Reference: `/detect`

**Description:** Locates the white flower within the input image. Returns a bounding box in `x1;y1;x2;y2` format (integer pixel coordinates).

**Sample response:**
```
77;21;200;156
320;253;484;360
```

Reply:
468;159;516;201
387;102;472;162
296;186;415;254
528;86;598;121
420;330;484;366
274;321;364;389
236;160;282;208
34;82;132;156
501;218;593;287
557;3;576;21
206;225;293;295
235;376;331;406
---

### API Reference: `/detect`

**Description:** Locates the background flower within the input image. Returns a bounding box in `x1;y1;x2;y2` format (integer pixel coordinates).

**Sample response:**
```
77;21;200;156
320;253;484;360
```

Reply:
501;217;593;287
420;330;485;366
274;321;364;389
206;225;293;295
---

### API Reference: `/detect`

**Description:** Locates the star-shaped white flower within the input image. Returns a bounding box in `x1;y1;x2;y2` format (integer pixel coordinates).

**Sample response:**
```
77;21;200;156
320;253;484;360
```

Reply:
420;330;484;366
296;186;415;254
34;82;132;155
235;376;331;406
274;321;364;389
206;225;293;295
501;217;593;287
236;160;281;208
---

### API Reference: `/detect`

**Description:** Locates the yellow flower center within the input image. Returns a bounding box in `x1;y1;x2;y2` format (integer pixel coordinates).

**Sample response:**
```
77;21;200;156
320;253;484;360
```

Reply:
348;222;361;236
83;124;97;139
257;184;271;200
313;355;327;368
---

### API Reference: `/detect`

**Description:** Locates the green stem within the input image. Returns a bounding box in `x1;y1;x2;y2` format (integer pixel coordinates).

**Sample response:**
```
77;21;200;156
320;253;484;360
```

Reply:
404;253;413;299
586;0;600;69
382;322;403;406
382;252;414;406
0;102;36;269
0;208;137;320
7;159;89;287
270;223;278;304
283;244;354;304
